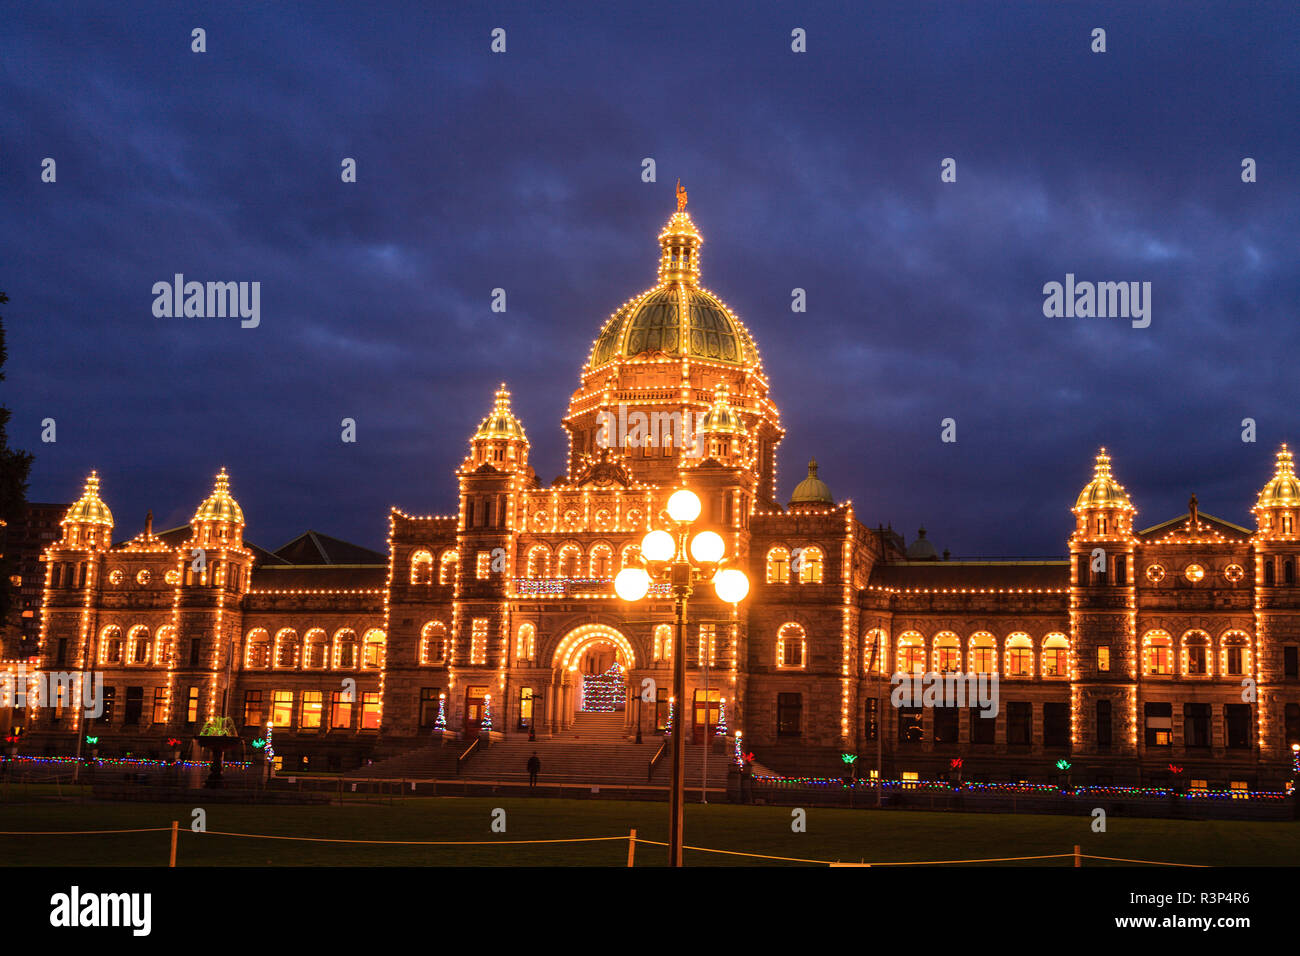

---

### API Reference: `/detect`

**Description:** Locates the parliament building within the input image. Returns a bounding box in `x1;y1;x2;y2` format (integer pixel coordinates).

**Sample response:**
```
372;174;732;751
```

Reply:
15;201;1300;790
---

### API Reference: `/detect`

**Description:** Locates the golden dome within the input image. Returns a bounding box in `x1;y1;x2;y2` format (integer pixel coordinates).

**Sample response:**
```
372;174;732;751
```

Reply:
194;468;244;525
790;458;834;507
1074;447;1133;511
473;383;527;442
63;471;113;527
700;384;747;436
1255;444;1300;510
588;202;761;370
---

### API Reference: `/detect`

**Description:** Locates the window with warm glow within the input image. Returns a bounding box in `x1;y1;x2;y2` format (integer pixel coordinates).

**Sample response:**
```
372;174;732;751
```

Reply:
653;624;673;663
439;550;458;585
99;626;123;664
933;632;960;673
558;546;581;579
1097;646;1111;672
969;633;996;674
863;629;888;674
777;623;806;669
766;546;790;584
421;622;447;664
301;691;322;730
244;629;270;669
471;618;489;665
796;546;824;584
243;690;264;727
1005;634;1033;678
527;546;550;578
361;692;381;730
1042;634;1069;677
516;623;536;661
363;629;386;668
590;545;613;578
128;626;150;665
898;633;925;674
698;624;717;667
271;690;293;727
333;629;357;669
476;551;492;579
274;628;298;668
330;691;353;730
303;629;327;669
154;626;176;666
1142;631;1173;675
1183;631;1210;676
409;550;433;584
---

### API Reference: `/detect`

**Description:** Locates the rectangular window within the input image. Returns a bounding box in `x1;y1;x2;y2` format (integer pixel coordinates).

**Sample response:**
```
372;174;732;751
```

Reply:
152;688;167;724
697;624;716;667
1286;646;1299;679
1184;703;1212;748
1043;702;1069;748
330;691;353;730
1097;646;1110;672
186;687;199;724
361;692;381;730
99;686;116;724
1096;699;1112;748
1144;701;1172;747
1187;645;1208;675
1226;646;1245;675
419;688;441;729
476;552;491;580
1225;704;1251;750
655;689;670;732
970;707;996;745
301;691;323;730
934;706;958;744
189;638;202;667
1007;701;1032;746
271;690;294;728
123;686;144;725
897;706;924;744
517;687;533;731
1286;703;1300;748
243;690;264;728
776;693;802;737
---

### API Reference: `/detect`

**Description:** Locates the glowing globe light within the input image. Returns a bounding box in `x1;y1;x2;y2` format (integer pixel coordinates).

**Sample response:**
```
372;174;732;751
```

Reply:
713;568;750;603
614;567;651;601
689;530;725;563
640;529;675;563
666;489;702;523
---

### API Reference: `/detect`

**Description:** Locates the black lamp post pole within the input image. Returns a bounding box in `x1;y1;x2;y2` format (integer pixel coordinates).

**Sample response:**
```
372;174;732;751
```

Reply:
668;564;690;868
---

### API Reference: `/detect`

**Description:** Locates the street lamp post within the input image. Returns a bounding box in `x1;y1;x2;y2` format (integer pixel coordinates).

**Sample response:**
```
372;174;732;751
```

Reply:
614;488;749;867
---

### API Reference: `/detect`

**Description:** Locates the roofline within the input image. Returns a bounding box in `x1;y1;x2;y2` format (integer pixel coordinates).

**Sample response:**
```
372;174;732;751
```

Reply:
888;559;1068;567
1138;511;1252;536
254;563;387;571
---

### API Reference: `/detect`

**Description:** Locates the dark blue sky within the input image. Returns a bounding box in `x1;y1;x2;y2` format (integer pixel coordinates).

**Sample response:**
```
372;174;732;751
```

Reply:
3;1;1299;557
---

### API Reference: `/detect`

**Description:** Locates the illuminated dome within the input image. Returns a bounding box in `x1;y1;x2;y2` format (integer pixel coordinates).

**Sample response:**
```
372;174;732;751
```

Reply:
1074;448;1133;511
64;472;113;527
1255;444;1300;510
588;205;760;370
473;383;527;442
194;468;244;525
789;459;833;507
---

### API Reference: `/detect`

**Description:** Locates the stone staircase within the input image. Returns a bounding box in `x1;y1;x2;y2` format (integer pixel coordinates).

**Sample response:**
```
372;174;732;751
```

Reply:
350;711;771;786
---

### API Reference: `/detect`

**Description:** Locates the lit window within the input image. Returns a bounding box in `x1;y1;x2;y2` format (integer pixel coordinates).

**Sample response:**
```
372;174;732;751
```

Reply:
863;629;888;674
698;624;717;667
516;623;536;661
244;629;271;669
409;550;434;584
361;692;381;731
303;629;328;669
274;628;299;668
438;550;458;585
1145;564;1165;584
766;547;790;584
271;690;293;728
1005;633;1033;678
471;618;488;665
330;691;352;730
898;632;925;674
1097;646;1110;672
777;623;807;669
1142;630;1173;675
932;632;960;673
1184;564;1205;583
795;546;824;584
476;551;492;579
333;629;357;669
527;546;550;578
968;632;996;674
362;629;386;668
653;624;673;663
300;691;322;730
421;622;447;665
1042;633;1069;677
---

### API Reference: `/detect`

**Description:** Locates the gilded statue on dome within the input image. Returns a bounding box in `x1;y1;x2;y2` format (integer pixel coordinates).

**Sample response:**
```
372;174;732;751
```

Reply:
676;179;688;212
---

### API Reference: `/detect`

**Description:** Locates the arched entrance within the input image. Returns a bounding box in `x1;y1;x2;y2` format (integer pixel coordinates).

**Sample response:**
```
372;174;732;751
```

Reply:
553;625;637;727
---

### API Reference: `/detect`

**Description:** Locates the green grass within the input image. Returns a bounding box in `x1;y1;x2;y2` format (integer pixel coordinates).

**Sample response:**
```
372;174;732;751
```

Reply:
0;795;1293;866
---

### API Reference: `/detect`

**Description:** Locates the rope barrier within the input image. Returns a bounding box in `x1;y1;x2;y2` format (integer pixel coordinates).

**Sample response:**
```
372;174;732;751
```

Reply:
633;837;837;864
1080;853;1208;867
0;828;172;835
195;830;629;846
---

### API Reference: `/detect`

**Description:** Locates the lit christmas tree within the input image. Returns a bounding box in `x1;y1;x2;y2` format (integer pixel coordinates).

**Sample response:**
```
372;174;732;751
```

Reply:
582;662;624;712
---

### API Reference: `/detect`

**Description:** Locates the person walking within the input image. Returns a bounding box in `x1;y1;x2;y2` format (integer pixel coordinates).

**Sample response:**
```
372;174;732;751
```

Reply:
527;751;541;788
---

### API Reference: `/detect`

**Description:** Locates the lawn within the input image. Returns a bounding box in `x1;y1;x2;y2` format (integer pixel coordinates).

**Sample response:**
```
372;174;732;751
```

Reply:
0;791;1294;866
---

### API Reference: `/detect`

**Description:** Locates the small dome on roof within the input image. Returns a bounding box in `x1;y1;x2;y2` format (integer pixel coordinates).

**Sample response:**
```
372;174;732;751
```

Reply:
1256;444;1300;511
473;384;528;442
700;384;746;436
789;458;833;507
1074;447;1133;511
906;527;939;560
64;471;113;528
194;468;244;525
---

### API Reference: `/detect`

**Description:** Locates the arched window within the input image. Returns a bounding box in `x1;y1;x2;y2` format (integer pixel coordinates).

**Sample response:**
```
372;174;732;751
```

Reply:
153;625;177;667
1220;630;1251;677
99;626;123;664
897;632;925;674
362;629;386;669
409;550;434;585
421;622;447;665
653;623;673;663
438;550;458;586
516;622;536;661
303;628;328;669
1142;629;1173;676
274;628;299;669
777;623;807;669
244;628;270;669
933;631;961;673
969;632;997;674
558;545;581;579
589;544;614;579
796;546;825;584
127;625;151;665
766;546;790;584
333;628;358;669
1005;633;1033;678
862;628;888;674
1042;633;1069;678
620;544;640;569
1182;630;1210;676
526;546;550;579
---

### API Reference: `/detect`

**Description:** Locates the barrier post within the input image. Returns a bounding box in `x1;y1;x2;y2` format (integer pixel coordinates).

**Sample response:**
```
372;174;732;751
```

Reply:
169;820;179;867
627;828;637;867
1073;844;1081;868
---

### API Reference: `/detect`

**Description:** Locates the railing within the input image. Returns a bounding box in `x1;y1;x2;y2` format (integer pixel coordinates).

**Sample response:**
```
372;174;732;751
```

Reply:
648;741;668;781
456;738;480;775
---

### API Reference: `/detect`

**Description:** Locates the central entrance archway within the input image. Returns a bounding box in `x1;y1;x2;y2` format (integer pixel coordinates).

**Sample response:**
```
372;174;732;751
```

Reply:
553;624;637;726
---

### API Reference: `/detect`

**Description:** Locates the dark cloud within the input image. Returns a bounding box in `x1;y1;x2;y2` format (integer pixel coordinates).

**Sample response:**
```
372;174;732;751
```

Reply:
2;0;1298;556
